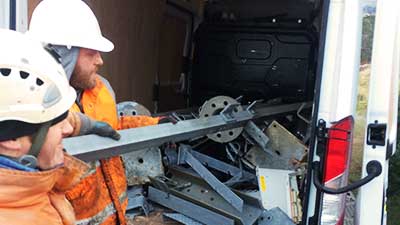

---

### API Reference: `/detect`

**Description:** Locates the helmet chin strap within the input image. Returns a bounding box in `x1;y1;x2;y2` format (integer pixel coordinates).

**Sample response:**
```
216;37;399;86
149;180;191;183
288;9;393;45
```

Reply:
18;121;52;169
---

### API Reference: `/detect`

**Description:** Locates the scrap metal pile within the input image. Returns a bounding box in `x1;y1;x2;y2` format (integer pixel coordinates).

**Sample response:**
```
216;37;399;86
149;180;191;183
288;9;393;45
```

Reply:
64;96;312;225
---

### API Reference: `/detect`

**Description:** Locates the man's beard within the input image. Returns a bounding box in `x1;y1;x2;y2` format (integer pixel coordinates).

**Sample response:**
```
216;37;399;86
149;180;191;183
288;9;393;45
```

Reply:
70;71;97;90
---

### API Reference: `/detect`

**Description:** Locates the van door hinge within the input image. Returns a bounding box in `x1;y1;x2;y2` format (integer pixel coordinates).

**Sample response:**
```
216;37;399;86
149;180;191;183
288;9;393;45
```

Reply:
366;121;387;148
316;119;328;156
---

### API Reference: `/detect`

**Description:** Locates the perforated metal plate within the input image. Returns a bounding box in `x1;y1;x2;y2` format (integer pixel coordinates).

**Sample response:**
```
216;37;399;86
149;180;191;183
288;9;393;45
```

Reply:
245;120;308;170
199;96;243;143
122;147;164;185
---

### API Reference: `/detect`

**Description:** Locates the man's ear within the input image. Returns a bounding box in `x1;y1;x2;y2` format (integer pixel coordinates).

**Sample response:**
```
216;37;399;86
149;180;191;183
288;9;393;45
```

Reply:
0;139;22;151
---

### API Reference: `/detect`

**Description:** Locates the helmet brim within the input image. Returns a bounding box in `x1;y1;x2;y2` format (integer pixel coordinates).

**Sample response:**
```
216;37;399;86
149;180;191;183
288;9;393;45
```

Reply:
84;36;114;53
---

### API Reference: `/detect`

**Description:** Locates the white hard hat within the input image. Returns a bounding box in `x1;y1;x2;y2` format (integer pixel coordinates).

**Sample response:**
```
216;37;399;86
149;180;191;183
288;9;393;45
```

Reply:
0;28;76;125
28;0;114;52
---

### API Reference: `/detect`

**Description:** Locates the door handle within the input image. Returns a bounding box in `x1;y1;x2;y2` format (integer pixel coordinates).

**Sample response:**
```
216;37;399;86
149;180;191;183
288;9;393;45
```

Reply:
312;160;382;194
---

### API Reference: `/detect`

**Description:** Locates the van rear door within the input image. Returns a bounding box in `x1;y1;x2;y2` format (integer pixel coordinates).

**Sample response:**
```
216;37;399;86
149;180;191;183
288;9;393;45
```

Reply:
304;0;400;224
302;0;390;224
355;0;400;224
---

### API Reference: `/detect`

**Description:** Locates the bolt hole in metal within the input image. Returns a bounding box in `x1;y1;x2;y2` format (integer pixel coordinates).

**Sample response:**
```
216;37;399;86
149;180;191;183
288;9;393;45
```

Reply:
213;108;224;116
186;189;191;192
138;158;144;163
275;151;281;156
210;197;214;201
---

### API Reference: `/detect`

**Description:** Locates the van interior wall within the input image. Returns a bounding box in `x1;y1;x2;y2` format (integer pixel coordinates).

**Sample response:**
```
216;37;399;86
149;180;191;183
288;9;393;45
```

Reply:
85;0;166;112
29;0;188;112
205;0;315;21
157;14;187;112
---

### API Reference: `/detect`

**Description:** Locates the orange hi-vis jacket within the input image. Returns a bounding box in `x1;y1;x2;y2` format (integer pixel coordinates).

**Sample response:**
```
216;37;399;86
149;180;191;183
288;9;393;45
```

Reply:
0;154;88;225
67;76;159;225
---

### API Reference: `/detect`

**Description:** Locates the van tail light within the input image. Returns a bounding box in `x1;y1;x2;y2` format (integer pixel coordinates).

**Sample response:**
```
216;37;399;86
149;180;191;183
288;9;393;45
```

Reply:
321;116;354;225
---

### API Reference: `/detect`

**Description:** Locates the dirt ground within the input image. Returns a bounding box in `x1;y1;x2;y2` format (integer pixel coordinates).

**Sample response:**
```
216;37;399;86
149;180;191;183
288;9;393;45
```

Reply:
127;211;180;225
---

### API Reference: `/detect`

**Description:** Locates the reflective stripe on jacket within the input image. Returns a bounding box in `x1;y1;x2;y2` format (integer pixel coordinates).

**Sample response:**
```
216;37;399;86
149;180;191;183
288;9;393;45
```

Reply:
67;76;128;225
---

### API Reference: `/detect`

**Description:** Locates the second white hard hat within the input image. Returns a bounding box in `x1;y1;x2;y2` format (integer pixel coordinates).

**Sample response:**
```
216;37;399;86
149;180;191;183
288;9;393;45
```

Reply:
0;28;76;125
28;0;114;52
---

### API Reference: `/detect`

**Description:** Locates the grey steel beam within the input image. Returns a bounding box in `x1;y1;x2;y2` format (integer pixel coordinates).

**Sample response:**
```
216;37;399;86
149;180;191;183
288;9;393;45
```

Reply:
148;186;234;225
126;186;152;215
156;167;263;225
170;146;256;186
163;213;203;225
177;145;244;212
64;102;311;162
188;148;256;183
244;121;274;157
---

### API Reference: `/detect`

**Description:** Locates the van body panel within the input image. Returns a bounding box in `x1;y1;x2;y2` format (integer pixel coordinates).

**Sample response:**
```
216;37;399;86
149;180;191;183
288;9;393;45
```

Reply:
356;0;400;224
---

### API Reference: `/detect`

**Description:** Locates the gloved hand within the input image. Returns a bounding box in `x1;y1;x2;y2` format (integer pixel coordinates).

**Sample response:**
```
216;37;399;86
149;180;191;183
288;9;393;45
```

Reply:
67;111;121;140
89;121;121;140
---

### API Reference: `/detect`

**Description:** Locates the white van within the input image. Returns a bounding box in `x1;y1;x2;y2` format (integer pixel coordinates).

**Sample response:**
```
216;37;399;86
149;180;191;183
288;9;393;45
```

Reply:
2;0;398;224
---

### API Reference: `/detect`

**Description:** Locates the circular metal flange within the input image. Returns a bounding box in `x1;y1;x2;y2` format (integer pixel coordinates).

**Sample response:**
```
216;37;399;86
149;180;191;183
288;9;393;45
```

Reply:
199;96;243;143
117;101;151;117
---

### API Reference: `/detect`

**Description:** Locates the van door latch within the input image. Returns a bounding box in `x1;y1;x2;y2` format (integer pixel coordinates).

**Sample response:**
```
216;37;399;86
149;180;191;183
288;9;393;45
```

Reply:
366;121;386;147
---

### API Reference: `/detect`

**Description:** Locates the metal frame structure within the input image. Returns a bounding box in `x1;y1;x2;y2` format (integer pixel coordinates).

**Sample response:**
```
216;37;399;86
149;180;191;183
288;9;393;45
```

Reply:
150;167;263;225
177;145;244;212
64;102;311;162
148;186;235;225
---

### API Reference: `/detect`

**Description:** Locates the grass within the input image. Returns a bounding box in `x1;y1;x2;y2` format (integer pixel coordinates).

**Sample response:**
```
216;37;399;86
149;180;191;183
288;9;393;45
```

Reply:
349;65;370;184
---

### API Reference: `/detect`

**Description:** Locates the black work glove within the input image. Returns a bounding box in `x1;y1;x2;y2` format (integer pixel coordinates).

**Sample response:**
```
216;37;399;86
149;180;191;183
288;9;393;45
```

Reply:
76;112;121;140
90;121;121;140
